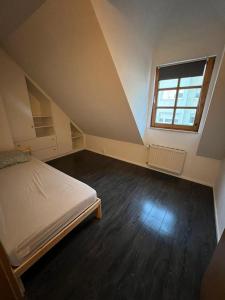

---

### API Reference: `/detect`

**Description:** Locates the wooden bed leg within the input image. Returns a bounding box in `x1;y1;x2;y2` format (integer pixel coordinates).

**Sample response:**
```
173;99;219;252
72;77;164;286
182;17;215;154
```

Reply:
95;203;102;219
0;242;24;299
16;277;25;296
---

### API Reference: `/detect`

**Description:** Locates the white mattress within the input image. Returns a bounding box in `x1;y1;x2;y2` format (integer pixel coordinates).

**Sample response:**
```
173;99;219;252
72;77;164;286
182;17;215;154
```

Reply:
0;157;97;266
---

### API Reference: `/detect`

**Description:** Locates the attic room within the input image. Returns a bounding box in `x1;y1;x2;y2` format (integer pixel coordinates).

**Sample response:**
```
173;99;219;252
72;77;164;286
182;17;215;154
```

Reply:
0;0;225;299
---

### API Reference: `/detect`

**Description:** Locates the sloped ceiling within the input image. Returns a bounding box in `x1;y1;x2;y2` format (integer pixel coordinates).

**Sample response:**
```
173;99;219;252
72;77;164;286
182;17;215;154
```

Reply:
91;0;170;137
0;0;46;40
91;0;225;139
1;0;142;144
153;0;225;63
198;48;225;160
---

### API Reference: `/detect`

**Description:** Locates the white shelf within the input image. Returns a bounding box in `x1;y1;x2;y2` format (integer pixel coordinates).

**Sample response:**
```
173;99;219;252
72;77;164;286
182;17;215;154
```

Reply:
35;125;53;129
72;134;82;139
70;122;83;150
33;115;51;118
26;77;55;138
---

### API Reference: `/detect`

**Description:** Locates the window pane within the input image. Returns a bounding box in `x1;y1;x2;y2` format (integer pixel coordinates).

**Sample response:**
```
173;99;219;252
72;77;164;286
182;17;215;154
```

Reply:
158;90;176;107
180;76;203;87
159;79;178;89
177;88;201;107
174;109;197;126
156;108;174;124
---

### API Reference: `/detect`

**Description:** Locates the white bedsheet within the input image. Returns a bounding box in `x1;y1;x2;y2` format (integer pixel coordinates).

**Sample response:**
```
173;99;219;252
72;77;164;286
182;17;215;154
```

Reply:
0;157;97;266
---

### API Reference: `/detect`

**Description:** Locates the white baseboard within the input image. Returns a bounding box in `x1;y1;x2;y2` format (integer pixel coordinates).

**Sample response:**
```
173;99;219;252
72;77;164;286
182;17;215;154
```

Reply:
213;189;220;242
45;148;84;162
85;147;213;187
180;175;213;187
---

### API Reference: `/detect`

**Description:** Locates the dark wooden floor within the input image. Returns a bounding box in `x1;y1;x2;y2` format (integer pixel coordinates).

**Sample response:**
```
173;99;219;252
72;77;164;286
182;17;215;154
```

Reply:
23;150;217;300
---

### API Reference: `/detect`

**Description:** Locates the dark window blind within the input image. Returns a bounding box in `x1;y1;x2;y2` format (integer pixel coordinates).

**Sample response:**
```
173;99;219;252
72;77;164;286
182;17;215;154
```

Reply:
159;59;207;80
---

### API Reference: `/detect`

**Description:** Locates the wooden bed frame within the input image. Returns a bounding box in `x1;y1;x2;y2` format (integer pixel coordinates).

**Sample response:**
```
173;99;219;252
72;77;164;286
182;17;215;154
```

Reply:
0;198;102;299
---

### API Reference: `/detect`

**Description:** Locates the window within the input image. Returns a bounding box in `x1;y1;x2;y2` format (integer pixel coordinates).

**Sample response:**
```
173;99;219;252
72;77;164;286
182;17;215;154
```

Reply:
151;57;215;131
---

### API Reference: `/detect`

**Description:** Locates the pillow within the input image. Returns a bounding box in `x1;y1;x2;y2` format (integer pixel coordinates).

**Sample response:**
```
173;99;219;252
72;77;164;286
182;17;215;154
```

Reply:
0;150;30;169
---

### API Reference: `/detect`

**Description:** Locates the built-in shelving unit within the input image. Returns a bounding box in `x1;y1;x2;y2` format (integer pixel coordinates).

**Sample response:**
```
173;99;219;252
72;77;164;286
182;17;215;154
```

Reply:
26;78;55;137
70;122;84;151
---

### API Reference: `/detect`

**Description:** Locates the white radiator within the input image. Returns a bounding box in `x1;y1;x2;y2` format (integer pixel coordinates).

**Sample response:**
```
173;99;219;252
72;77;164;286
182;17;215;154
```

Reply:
147;144;186;175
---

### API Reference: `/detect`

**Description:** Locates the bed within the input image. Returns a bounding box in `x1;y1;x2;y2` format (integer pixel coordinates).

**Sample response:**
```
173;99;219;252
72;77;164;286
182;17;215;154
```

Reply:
0;156;101;298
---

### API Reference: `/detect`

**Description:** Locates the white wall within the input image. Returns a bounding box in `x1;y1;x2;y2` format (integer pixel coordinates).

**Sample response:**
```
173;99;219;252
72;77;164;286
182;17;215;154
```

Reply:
214;159;225;240
143;72;222;189
198;47;225;160
90;0;224;187
51;101;73;155
143;0;225;189
86;134;147;167
0;46;80;159
0;95;14;150
86;134;220;187
0;48;36;142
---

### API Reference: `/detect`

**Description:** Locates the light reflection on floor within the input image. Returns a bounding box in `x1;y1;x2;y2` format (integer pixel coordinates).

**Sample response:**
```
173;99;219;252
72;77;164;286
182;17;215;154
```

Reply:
140;201;175;236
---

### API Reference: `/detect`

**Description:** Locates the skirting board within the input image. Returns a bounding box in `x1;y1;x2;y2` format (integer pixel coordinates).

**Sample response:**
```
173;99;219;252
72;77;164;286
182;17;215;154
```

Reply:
45;148;85;163
213;189;220;242
85;147;214;187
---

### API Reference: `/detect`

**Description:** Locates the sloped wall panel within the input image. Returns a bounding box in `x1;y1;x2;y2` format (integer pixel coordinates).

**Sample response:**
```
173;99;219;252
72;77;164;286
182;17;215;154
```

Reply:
3;0;142;144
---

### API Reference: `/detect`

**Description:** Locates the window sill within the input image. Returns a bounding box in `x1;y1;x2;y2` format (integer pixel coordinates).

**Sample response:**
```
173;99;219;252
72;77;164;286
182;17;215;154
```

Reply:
147;126;199;134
